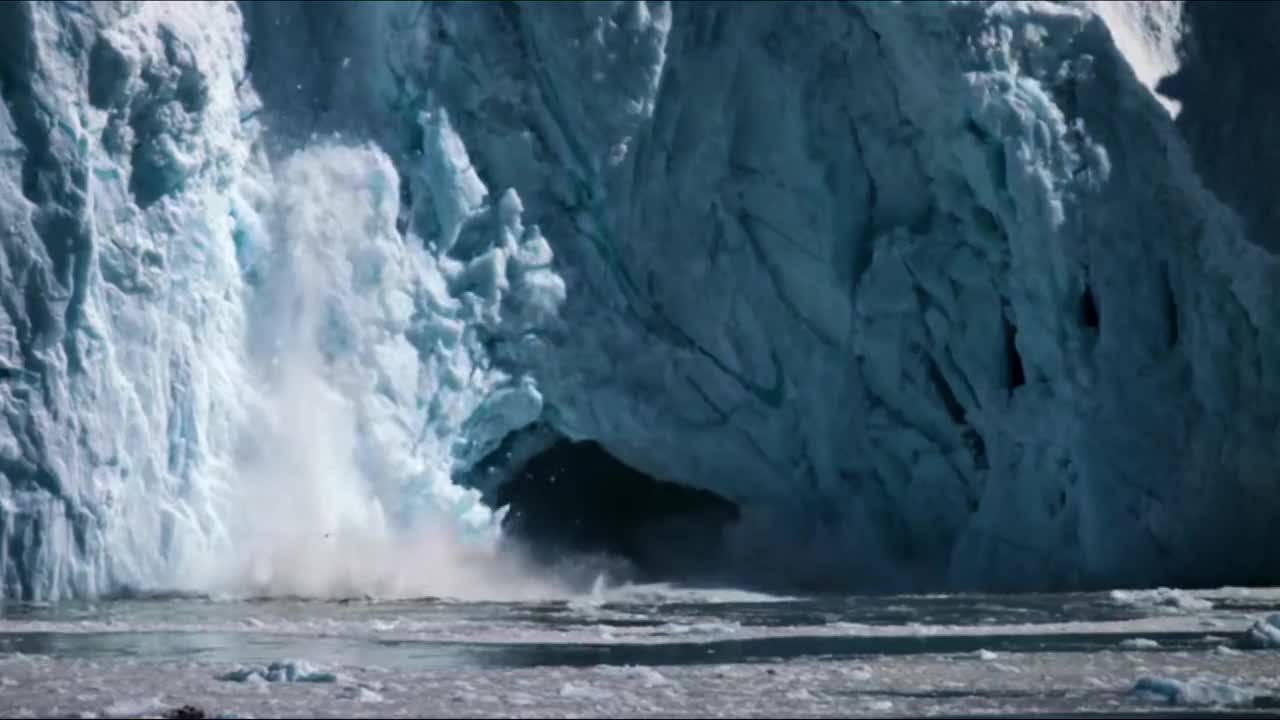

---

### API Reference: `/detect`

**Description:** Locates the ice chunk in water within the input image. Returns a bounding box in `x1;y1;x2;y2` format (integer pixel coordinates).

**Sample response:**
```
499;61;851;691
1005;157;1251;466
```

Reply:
1132;677;1256;707
219;660;341;684
559;682;614;701
1241;614;1280;649
1119;637;1161;649
338;686;384;703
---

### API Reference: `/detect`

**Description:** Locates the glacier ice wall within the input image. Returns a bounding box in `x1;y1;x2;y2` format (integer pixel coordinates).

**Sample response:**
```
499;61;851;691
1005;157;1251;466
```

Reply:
0;1;255;599
0;0;566;600
3;0;1280;599
403;0;1280;591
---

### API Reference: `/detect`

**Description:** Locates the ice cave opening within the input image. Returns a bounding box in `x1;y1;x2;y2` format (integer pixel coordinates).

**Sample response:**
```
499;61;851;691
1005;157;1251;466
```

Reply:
492;439;742;587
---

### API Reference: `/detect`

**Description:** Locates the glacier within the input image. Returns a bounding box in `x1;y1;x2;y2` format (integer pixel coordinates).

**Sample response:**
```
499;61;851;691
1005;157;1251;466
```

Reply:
2;0;1280;600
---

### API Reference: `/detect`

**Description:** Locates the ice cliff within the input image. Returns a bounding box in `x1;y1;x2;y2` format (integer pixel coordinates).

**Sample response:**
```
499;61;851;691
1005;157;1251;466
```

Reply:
3;0;1280;600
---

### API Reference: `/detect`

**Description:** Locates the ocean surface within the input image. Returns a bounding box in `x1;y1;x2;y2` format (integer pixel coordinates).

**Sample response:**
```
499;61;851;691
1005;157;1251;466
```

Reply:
3;585;1280;717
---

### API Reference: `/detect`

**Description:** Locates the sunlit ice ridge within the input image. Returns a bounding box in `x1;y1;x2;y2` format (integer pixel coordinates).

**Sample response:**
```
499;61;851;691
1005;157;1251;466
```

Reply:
4;0;1280;601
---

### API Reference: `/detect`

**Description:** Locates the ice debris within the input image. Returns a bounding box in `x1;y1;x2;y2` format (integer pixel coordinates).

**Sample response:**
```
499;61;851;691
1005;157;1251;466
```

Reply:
337;685;384;703
1241;614;1280;649
218;660;342;684
598;665;669;687
101;697;166;718
559;682;614;701
1131;677;1255;707
1119;637;1161;649
1109;588;1214;613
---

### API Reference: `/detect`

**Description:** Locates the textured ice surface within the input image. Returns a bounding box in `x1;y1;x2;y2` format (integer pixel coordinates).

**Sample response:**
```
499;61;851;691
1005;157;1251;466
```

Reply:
348;0;1280;591
0;1;257;600
4;0;1280;598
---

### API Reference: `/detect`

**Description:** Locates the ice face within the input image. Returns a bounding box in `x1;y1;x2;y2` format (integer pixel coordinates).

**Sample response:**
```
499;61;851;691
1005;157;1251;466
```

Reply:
422;0;1280;591
2;0;1280;599
0;1;256;600
0;1;565;600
